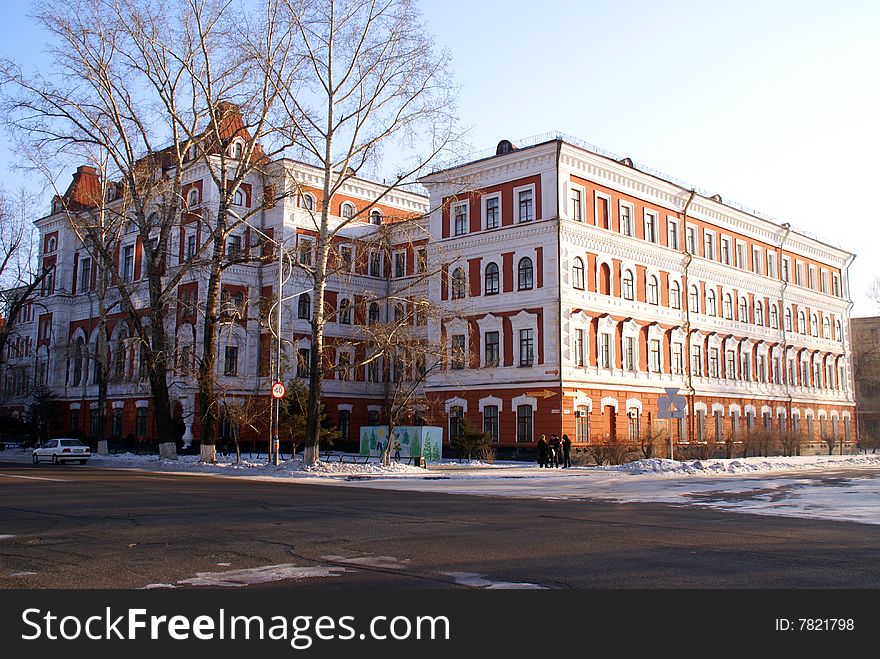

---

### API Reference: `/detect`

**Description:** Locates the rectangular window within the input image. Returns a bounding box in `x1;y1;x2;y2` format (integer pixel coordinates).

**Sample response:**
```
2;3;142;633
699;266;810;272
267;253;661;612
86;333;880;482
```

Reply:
516;405;533;443
337;352;351;381
752;247;762;274
337;410;350;441
599;333;611;369
576;406;590;443
759;355;767;382
453;202;468;236
187;234;197;260
795;261;804;286
570;188;583;221
223;346;239;376
624;336;636;371
721;237;731;265
727;351;736;379
519;328;534;366
112;410;123;437
517;189;533;223
483;405;499;442
704;232;715;260
369;252;382;277
667;218;679;250
340;245;353;272
649;339;661;372
297;238;312;265
574;329;585;367
686;226;697;254
832;273;841;297
123;245;135;282
79;257;92;293
767;252;777;279
367;355;380;383
485;195;500;230
485;331;500;367
394;252;406;278
692;345;703;377
136;407;148;436
227;234;242;259
297;348;310;378
736;242;746;269
709;347;719;378
451;335;466;370
808;266;817;290
782;257;791;282
644;211;657;243
672;343;683;375
820;270;829;294
620;204;633;236
742;354;752;381
417;248;427;274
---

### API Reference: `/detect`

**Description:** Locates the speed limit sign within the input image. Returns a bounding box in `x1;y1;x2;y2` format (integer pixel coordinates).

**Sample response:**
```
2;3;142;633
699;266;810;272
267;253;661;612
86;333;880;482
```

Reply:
271;382;286;399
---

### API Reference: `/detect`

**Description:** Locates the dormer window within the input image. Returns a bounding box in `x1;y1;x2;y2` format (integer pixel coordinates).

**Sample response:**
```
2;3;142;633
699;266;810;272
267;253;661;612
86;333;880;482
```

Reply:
187;188;200;208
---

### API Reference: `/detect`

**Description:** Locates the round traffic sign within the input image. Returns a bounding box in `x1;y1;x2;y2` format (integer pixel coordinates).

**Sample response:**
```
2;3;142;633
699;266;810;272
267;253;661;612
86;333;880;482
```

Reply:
271;382;286;399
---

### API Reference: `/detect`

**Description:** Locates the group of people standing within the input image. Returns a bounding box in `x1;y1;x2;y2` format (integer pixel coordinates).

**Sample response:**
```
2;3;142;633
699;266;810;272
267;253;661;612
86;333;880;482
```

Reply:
537;434;571;468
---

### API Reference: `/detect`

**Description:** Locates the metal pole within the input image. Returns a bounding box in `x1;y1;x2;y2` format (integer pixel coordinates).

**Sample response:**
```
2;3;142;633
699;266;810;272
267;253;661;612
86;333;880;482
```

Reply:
273;242;284;466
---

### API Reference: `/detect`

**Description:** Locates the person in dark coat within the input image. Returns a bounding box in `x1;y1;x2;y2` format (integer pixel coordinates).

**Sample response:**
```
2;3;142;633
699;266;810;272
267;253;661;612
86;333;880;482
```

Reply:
561;433;572;468
537;435;549;468
549;434;561;468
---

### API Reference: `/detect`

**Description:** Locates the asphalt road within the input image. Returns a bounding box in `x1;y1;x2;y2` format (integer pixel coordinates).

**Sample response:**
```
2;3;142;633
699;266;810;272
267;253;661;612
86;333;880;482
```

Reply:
2;459;880;589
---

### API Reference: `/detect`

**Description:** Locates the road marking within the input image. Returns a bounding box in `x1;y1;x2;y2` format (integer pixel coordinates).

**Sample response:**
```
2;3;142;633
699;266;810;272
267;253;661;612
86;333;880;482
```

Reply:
0;473;71;483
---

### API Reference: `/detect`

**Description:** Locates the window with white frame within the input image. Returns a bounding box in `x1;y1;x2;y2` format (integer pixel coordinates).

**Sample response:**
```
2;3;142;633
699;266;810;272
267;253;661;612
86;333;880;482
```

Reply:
820;270;829;294
782;257;791;282
227;234;242;259
736;241;746;269
704;231;715;260
808;265;817;290
672;343;683;374
795;261;804;286
726;350;736;379
518;257;534;290
341;202;355;219
689;285;700;313
644;210;658;243
769;304;779;329
519;328;534;366
649;339;661;372
338;298;352;324
646;275;659;305
720;236;731;265
570;186;584;221
573;328;585;367
572;257;585;290
186;233;197;260
686;226;697;254
79;256;92;293
832;273;841;297
485;330;500;367
755;300;764;326
692;344;703;377
223;345;239;376
784;308;792;332
599;332;611;368
393;251;406;278
484;194;500;230
752;246;762;274
669;280;681;309
370;209;383;225
453;201;468;236
483;405;499;442
451;268;466;299
767;252;777;279
516;187;534;223
667;218;679;249
369;251;382;277
122;245;135;282
622;269;634;300
706;289;717;316
485;262;500;295
620;203;633;237
623;336;636;371
297;237;313;266
798;310;806;334
709;348;719;378
722;293;733;320
738;297;748;323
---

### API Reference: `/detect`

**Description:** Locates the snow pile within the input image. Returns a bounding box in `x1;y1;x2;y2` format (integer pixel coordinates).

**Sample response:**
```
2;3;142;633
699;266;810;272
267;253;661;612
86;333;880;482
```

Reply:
614;454;880;476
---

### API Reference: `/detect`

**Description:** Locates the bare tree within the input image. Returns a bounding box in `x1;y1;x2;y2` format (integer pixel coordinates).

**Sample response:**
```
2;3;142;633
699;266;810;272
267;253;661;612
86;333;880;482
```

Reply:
269;0;460;464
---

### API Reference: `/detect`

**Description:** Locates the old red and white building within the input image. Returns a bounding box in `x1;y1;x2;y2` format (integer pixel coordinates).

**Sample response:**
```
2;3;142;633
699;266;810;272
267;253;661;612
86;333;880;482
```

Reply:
420;135;856;454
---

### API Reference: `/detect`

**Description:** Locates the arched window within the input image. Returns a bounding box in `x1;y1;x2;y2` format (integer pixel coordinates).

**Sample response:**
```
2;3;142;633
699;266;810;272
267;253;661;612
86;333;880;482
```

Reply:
822;317;830;338
370;209;383;225
72;337;85;386
297;293;311;320
689;285;700;312
723;294;733;320
784;308;792;332
233;189;245;206
622;270;634;300
451;268;466;299
798;311;806;334
836;319;843;341
339;298;352;324
755;300;764;326
572;257;585;290
234;291;245;314
47;236;57;253
669;280;681;309
302;193;315;211
769;304;779;329
340;202;355;219
231;141;243;159
706;289;717;316
518;257;533;291
738;297;748;323
187;188;199;208
647;275;659;305
368;302;380;325
484;262;500;295
811;314;818;336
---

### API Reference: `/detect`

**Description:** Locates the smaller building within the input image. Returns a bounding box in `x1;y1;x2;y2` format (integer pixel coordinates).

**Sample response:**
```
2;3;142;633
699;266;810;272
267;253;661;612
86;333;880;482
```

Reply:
852;316;880;450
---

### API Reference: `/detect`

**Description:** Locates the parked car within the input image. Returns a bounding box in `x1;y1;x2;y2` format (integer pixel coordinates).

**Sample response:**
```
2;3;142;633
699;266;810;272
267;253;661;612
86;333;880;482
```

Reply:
32;438;91;465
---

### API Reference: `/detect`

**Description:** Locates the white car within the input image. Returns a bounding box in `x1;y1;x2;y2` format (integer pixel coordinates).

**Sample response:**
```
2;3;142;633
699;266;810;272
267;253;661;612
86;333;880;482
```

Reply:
32;438;91;465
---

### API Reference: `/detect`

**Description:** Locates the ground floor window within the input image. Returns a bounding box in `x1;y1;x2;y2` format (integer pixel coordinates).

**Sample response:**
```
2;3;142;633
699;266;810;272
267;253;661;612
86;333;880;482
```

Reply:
367;410;380;426
627;409;640;441
483;405;498;442
576;406;589;443
516;405;533;442
136;407;148;436
90;410;100;436
70;409;80;434
677;417;687;441
714;411;723;442
449;406;464;442
113;410;123;437
696;411;706;441
338;410;350;441
730;411;740;437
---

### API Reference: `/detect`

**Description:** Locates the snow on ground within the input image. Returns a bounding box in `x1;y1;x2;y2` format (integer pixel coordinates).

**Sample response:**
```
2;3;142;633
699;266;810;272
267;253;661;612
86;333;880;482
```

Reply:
142;564;349;589
5;447;880;526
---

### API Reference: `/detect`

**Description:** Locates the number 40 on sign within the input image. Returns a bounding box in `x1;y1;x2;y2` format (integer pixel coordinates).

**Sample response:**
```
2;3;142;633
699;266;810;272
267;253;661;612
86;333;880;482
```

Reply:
271;382;286;399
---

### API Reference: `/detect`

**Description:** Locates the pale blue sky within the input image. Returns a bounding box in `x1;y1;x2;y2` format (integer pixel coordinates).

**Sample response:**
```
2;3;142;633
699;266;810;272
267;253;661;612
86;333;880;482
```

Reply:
2;0;878;314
